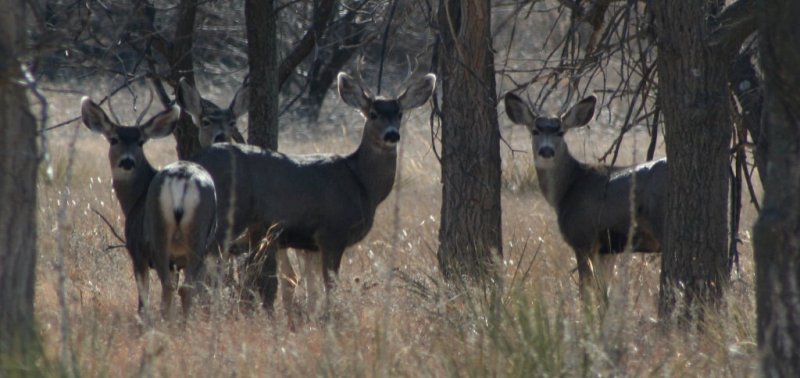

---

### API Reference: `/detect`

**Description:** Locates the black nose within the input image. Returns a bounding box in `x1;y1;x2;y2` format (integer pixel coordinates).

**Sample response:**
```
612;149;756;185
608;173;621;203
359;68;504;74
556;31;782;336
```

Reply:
538;147;555;158
118;158;135;170
383;130;400;143
214;134;227;143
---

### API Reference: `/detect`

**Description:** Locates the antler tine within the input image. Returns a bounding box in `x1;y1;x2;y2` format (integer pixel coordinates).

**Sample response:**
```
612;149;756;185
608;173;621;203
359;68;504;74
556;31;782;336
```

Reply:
355;55;375;98
135;88;155;126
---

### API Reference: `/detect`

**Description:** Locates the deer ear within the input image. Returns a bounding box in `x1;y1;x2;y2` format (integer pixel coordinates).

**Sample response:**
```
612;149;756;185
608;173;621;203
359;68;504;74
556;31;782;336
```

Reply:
562;96;596;129
230;83;250;118
338;72;371;111
504;93;536;126
141;106;180;140
398;74;436;110
80;97;115;136
176;77;203;127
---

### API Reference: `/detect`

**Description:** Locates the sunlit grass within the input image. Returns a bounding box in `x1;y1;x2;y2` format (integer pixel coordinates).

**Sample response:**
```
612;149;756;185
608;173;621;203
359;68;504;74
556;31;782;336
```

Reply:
27;80;761;377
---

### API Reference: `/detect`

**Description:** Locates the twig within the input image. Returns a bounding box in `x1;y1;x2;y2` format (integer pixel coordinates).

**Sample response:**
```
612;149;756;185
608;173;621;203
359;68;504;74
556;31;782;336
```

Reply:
92;207;126;244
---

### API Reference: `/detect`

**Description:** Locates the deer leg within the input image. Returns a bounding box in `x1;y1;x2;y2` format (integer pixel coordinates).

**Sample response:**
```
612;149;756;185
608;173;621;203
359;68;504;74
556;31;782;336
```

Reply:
590;252;615;294
303;252;322;316
575;248;595;298
154;261;176;321
321;246;345;314
277;248;298;328
181;255;207;319
134;265;150;318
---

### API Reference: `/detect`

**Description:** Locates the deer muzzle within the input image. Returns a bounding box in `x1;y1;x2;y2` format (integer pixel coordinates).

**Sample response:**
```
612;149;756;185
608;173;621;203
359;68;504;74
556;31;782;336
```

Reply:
383;128;400;144
538;146;555;158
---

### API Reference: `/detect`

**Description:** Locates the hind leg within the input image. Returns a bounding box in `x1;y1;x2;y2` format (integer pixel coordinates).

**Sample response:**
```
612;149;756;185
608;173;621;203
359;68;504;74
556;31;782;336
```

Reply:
277;248;299;328
303;252;323;316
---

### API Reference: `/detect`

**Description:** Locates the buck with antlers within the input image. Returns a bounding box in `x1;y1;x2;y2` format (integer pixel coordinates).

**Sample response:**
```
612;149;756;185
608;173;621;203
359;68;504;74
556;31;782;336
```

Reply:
504;93;667;292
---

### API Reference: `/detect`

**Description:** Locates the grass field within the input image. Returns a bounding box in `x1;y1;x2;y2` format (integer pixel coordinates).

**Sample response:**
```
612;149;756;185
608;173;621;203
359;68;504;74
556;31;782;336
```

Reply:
31;80;760;377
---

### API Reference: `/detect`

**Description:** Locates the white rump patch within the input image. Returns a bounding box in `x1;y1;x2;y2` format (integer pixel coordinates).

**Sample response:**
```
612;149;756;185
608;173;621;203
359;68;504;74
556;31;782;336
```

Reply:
158;174;203;259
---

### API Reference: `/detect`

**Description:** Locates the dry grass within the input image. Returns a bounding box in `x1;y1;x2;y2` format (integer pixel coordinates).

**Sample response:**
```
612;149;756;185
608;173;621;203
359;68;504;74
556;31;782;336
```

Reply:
29;81;760;377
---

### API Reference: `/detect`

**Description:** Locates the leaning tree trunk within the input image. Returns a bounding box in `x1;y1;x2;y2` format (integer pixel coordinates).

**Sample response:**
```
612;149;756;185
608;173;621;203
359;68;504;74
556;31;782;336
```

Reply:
436;0;503;281
651;0;732;320
754;0;800;375
0;0;40;361
245;0;279;150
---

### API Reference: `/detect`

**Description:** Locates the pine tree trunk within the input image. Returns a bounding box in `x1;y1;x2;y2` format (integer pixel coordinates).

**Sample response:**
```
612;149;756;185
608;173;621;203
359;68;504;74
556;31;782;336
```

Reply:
436;0;503;281
651;0;732;320
754;0;800;375
0;0;40;359
245;0;279;150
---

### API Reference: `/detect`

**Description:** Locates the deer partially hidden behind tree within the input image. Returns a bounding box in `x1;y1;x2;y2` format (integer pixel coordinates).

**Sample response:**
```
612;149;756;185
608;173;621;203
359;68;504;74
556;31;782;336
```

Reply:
504;93;667;294
81;98;217;320
189;72;436;325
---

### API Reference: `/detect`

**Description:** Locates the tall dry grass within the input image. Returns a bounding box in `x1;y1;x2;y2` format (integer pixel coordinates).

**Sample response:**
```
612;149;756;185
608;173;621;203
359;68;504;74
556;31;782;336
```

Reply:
28;81;760;377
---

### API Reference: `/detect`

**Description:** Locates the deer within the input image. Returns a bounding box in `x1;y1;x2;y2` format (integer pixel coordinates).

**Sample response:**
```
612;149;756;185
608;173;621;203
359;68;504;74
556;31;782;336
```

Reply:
190;72;436;323
81;97;217;320
504;93;667;293
175;76;319;317
175;77;248;148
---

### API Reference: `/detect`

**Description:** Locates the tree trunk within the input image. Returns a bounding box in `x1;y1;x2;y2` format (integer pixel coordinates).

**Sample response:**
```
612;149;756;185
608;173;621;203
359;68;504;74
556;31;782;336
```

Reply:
171;0;203;159
754;0;800;375
651;1;732;320
436;0;503;281
245;0;279;150
0;0;40;360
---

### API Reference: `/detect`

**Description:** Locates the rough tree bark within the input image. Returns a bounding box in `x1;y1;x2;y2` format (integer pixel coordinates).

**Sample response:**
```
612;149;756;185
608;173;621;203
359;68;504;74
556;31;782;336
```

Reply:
754;0;800;375
436;0;503;281
0;0;40;363
651;1;732;320
170;0;203;159
245;0;279;150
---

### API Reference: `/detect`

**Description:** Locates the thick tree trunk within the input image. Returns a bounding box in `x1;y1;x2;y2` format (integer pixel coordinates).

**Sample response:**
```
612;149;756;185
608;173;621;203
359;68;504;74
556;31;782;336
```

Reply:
436;0;503;281
754;0;800;375
651;1;731;320
0;0;40;361
171;0;203;159
245;0;279;150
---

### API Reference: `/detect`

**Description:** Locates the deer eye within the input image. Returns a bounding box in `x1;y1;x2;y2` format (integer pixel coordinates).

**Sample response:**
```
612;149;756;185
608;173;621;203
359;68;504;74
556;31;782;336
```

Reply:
369;111;378;120
109;137;119;145
531;129;540;136
202;118;212;127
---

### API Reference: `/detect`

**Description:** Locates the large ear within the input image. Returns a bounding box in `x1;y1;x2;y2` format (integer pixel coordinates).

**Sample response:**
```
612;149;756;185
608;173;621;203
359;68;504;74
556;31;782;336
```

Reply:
561;96;596;129
80;97;115;136
338;72;371;111
504;93;536;126
397;74;436;110
176;77;203;126
141;106;180;140
229;83;250;118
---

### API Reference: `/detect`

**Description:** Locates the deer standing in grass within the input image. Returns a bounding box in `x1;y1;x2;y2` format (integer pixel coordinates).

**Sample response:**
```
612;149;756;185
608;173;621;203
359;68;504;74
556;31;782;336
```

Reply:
504;93;667;292
81;98;217;319
189;72;436;322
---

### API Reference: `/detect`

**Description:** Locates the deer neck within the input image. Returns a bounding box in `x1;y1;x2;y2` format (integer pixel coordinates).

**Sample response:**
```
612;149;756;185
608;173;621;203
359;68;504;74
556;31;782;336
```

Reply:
112;163;157;217
535;148;581;209
349;141;397;207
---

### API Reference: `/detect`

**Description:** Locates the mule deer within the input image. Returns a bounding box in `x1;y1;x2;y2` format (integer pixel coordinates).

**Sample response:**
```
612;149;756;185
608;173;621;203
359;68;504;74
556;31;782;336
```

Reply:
81;98;217;319
177;76;319;315
191;72;436;319
504;93;667;291
176;77;248;148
